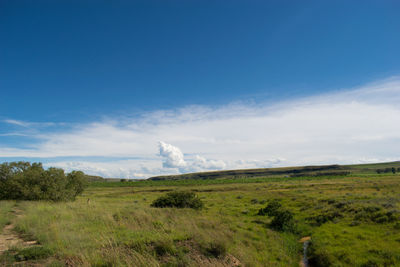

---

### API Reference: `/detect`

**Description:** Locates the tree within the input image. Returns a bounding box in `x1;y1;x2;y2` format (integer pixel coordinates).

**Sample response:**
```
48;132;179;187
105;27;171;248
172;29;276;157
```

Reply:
0;162;88;201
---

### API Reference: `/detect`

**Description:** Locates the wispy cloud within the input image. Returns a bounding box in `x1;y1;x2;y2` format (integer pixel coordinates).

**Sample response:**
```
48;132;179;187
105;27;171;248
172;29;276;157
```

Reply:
3;119;31;127
1;77;400;178
3;119;57;128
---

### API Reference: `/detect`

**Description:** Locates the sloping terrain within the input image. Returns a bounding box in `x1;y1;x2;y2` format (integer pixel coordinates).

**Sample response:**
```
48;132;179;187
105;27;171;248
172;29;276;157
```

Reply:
149;161;400;181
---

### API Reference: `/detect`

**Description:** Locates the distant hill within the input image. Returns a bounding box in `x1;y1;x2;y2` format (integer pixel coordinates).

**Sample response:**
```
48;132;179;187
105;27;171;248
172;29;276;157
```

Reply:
148;161;400;181
85;175;106;182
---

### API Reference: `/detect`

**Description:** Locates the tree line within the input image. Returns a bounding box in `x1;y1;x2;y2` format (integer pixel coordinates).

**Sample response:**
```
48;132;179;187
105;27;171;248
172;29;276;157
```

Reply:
0;161;88;201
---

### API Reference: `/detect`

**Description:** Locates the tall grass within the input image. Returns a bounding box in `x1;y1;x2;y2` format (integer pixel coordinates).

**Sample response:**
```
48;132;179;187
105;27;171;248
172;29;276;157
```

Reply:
0;201;15;231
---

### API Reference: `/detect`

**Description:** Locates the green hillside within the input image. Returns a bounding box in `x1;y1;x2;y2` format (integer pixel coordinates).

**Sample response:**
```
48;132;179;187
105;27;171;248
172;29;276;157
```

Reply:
149;161;400;181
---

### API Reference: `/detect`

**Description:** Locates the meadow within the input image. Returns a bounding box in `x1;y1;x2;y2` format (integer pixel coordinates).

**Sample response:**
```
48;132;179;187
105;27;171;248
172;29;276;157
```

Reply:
1;164;400;266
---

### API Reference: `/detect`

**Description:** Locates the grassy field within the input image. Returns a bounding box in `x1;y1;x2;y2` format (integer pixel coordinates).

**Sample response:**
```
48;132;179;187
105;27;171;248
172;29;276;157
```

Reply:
1;164;400;266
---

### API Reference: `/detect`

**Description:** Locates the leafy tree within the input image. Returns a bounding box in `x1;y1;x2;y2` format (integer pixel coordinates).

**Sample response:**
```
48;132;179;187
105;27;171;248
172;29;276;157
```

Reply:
0;161;87;201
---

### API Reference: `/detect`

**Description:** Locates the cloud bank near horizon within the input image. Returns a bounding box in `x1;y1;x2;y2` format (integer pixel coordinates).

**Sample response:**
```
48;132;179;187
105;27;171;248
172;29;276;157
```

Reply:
1;77;400;178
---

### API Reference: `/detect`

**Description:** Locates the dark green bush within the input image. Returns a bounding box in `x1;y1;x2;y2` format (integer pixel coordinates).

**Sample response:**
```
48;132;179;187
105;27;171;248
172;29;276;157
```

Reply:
257;199;282;216
0;161;88;201
270;210;296;232
151;191;204;210
257;200;296;232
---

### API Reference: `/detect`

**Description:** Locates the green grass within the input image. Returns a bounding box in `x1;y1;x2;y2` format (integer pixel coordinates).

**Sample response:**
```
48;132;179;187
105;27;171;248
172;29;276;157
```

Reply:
1;171;400;266
90;174;356;188
0;200;15;231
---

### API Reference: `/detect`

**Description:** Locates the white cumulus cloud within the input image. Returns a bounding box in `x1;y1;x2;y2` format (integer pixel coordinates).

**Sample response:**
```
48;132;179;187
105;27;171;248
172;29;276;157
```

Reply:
158;141;227;173
159;141;187;169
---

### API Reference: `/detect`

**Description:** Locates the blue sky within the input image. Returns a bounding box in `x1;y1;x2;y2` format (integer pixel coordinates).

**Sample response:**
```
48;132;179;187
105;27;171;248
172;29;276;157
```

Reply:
1;1;400;178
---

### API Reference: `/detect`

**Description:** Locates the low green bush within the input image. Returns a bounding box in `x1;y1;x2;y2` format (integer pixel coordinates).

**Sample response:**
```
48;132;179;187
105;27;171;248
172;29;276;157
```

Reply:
257;200;296;232
151;191;204;209
257;199;282;216
270;210;296;232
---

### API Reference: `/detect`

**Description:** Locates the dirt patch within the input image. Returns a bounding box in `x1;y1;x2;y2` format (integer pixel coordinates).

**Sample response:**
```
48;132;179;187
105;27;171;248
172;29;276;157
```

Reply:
0;209;38;255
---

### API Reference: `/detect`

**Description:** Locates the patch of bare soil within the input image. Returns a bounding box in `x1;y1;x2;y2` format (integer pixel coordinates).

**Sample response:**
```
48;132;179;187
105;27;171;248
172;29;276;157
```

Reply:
0;209;38;255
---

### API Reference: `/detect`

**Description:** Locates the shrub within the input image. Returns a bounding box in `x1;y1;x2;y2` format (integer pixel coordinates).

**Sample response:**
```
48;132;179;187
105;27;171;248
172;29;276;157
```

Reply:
270;210;296;232
257;199;282;216
0;161;88;201
257;200;296;232
151;191;204;210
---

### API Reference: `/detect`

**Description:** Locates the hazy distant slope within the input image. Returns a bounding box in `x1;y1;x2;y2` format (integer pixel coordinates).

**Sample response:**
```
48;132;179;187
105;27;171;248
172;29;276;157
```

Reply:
148;161;400;181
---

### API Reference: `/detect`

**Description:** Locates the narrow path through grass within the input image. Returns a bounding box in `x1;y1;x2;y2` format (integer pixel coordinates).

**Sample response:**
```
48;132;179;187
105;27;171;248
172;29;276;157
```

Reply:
0;204;38;254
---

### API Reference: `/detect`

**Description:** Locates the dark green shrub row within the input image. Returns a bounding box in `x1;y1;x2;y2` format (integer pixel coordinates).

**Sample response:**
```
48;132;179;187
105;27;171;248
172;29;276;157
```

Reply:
376;167;399;174
151;191;204;210
0;161;87;201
